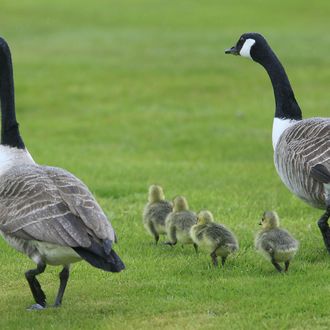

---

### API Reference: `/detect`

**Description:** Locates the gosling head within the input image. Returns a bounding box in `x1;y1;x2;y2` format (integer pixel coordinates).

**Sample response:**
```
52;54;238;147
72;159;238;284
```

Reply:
260;211;280;230
173;196;189;212
197;210;214;225
225;32;271;63
148;185;165;203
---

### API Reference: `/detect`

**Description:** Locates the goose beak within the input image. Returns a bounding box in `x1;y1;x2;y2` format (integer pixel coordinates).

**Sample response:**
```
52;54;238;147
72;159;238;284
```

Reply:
225;46;239;55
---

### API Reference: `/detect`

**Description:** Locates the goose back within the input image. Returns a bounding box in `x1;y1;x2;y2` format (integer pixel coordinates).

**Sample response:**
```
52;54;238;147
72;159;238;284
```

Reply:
274;117;330;209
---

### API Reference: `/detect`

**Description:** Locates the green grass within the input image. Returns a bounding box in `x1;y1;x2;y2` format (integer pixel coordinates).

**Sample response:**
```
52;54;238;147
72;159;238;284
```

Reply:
0;0;330;329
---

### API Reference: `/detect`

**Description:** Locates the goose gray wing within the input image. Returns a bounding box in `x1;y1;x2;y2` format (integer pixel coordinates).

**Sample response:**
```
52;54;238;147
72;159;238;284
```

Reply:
0;164;115;247
274;117;330;208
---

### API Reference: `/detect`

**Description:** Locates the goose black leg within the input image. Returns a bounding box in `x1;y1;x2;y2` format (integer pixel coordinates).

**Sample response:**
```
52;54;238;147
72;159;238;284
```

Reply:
25;262;47;310
54;265;70;307
148;222;159;245
221;256;227;267
284;261;290;272
317;207;330;253
210;251;218;267
270;254;282;273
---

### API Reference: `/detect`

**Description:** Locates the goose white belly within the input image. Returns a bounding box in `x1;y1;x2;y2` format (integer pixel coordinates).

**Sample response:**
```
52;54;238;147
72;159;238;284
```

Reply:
0;230;81;266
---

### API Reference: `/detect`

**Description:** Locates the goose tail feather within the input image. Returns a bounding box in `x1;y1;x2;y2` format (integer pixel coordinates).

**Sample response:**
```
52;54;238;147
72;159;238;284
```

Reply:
73;239;125;273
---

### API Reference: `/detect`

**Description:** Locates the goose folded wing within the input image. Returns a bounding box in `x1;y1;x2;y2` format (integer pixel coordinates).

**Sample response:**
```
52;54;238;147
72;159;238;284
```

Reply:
0;165;116;247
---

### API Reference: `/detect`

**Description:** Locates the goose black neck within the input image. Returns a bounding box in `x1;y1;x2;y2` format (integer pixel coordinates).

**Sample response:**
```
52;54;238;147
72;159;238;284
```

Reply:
0;38;25;149
255;46;302;120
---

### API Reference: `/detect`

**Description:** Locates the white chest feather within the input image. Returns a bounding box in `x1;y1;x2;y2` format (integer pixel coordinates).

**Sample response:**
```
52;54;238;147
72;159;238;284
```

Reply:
0;145;35;176
272;118;298;150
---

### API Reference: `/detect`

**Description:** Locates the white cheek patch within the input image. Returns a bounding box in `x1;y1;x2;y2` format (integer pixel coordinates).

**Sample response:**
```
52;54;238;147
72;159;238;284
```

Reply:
239;38;256;59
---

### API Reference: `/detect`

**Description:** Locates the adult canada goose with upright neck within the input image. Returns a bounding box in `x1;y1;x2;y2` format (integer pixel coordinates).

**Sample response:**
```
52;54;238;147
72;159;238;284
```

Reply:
225;33;330;252
0;37;125;310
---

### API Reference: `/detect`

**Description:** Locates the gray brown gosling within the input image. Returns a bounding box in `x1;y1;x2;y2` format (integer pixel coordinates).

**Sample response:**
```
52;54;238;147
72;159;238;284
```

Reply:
190;211;239;267
143;185;173;244
255;211;299;272
165;196;198;252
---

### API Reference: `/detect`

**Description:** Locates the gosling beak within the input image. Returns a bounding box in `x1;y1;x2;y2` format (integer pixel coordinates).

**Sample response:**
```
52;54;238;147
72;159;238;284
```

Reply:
225;46;239;55
258;222;262;226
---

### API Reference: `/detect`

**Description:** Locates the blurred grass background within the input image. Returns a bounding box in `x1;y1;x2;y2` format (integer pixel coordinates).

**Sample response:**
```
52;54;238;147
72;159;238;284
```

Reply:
0;0;329;329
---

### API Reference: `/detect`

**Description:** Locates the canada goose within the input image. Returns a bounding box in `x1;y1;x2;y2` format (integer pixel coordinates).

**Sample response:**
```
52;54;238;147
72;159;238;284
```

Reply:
225;33;330;252
0;37;125;310
142;185;172;244
165;196;198;252
190;211;238;267
255;211;299;272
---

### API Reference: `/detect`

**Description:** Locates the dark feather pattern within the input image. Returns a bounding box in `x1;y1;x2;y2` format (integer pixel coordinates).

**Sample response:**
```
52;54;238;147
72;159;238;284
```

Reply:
274;118;330;209
0;164;116;247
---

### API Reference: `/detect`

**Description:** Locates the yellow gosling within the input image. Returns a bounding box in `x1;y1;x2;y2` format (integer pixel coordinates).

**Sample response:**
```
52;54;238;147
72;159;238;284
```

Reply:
165;196;198;252
142;185;172;244
255;211;299;272
190;210;239;267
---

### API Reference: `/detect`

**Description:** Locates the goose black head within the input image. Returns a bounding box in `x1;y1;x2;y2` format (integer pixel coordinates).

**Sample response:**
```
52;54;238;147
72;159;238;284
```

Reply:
225;33;271;63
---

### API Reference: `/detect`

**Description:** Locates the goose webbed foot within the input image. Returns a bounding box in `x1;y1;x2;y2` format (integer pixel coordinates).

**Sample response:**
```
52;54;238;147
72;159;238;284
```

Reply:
164;241;176;247
25;262;46;308
317;207;330;253
27;303;46;311
53;265;70;307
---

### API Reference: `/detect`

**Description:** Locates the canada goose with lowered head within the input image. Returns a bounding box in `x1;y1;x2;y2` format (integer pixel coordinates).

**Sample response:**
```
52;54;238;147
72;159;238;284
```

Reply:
0;37;125;310
255;211;298;272
190;211;238;267
225;33;330;252
143;185;172;244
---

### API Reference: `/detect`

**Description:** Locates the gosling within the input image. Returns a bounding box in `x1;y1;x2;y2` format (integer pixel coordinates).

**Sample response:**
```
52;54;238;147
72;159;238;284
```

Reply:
165;196;198;252
143;185;173;244
255;211;299;272
190;211;239;267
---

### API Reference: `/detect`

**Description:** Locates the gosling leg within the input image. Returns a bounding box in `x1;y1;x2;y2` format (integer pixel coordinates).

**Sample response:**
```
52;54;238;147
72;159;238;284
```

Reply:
270;254;283;273
210;251;218;267
284;261;290;272
148;222;159;245
221;256;227;267
317;206;330;253
193;243;198;254
53;265;70;307
25;262;47;310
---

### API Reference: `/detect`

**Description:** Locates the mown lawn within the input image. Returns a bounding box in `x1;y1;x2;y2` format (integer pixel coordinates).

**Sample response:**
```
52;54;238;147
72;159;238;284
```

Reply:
0;0;330;329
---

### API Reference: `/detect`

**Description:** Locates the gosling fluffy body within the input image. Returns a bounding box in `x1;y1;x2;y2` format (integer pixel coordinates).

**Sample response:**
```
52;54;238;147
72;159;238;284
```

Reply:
165;196;197;250
190;211;239;267
255;211;299;272
143;185;173;244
